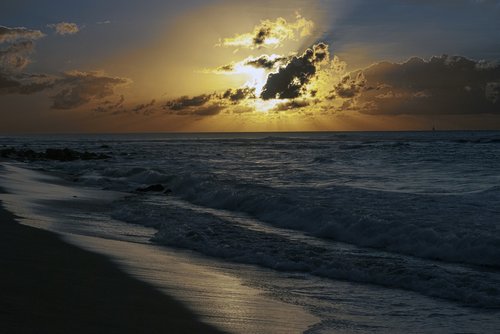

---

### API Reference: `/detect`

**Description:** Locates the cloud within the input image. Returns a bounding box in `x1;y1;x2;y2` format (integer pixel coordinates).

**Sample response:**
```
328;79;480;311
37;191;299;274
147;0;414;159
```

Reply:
48;22;80;35
0;26;45;43
217;15;314;49
0;25;45;73
209;54;289;75
131;99;156;114
0;40;36;70
261;43;329;100
0;26;54;95
244;54;289;69
213;63;234;73
93;95;126;113
486;82;500;103
0;67;130;112
51;71;131;109
353;55;500;115
272;99;310;111
187;104;225;116
164;94;213;110
221;87;256;102
330;72;367;99
0;26;130;111
0;73;57;95
164;100;224;117
163;89;257;117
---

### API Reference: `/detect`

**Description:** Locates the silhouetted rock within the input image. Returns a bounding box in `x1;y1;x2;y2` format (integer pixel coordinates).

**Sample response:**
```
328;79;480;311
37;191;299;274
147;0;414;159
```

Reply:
137;184;165;192
1;148;42;160
0;147;111;162
45;148;78;161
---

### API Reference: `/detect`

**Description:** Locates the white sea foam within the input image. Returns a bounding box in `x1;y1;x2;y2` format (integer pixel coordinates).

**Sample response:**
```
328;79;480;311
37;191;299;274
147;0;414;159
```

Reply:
146;173;500;268
112;196;500;308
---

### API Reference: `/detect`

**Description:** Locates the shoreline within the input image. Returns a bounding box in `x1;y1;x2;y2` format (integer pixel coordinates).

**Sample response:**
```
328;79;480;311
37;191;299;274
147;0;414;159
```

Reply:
0;162;320;334
0;196;226;334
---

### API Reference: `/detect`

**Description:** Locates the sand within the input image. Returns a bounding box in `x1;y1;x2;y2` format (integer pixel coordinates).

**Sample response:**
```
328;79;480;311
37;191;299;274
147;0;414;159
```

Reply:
0;199;226;334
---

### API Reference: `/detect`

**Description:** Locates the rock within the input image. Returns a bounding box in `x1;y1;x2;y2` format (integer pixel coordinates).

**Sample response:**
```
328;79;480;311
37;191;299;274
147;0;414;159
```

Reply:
163;188;173;195
136;184;165;192
1;148;17;158
44;148;110;161
45;148;79;161
1;148;41;160
81;151;110;160
1;147;111;162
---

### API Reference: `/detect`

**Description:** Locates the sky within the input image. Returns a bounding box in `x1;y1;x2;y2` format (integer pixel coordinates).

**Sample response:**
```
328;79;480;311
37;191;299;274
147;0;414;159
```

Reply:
1;0;499;133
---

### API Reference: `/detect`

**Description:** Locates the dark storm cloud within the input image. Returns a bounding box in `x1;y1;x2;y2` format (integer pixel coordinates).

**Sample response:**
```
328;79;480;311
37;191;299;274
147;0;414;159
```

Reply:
51;71;131;110
244;55;289;69
355;55;500;115
260;43;329;100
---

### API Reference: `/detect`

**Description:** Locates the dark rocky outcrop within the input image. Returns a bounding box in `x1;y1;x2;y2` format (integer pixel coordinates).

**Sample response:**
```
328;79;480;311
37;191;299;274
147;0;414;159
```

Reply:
0;147;111;161
136;184;165;192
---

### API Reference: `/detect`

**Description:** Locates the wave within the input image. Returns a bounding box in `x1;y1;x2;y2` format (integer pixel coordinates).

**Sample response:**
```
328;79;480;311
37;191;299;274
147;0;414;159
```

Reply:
159;172;500;268
77;163;500;269
113;197;500;308
453;138;500;144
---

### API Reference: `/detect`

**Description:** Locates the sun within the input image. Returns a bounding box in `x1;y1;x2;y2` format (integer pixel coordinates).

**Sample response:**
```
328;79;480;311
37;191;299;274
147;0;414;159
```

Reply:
231;64;268;96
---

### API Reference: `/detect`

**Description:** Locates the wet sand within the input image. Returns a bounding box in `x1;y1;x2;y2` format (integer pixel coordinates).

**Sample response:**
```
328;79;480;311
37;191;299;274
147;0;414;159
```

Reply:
0;198;225;334
0;162;319;334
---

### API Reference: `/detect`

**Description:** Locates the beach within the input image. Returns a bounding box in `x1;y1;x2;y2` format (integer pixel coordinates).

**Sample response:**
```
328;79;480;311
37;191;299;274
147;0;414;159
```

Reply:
0;196;226;333
0;161;318;334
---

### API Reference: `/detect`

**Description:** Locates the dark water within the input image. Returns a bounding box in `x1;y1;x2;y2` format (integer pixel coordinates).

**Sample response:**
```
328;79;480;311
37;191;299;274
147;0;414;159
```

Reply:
2;131;500;333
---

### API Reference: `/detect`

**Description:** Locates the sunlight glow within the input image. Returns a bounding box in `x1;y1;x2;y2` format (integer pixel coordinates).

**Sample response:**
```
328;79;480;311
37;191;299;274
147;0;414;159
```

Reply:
252;98;283;112
240;69;267;96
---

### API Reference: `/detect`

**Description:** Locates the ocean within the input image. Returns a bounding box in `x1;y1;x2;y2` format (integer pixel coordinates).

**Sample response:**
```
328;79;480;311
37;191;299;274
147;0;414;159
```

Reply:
1;131;500;333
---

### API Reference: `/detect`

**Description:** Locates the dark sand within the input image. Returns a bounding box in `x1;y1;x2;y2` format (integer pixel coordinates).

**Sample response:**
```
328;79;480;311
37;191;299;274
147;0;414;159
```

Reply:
0;199;225;334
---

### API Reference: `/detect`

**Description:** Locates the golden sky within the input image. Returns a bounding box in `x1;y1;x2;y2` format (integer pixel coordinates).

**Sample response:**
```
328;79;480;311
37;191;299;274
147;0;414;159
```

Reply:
1;0;499;132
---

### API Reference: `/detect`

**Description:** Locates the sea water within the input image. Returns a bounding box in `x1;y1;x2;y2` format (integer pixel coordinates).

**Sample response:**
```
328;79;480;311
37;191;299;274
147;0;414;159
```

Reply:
1;131;500;333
